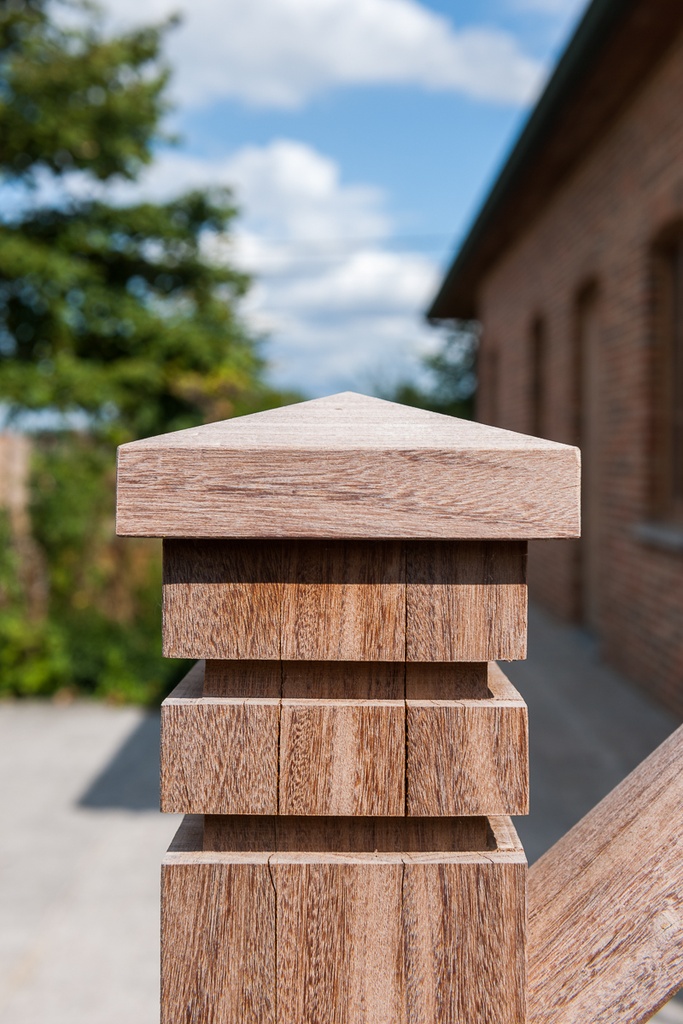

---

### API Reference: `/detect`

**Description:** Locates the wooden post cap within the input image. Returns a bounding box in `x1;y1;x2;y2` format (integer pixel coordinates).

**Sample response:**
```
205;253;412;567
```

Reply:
116;391;580;539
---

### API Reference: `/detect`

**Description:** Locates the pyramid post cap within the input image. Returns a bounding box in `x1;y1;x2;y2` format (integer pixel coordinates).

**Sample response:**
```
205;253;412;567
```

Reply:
116;392;580;539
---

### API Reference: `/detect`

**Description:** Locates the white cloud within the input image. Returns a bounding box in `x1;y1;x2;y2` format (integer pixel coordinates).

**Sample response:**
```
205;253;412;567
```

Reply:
104;0;544;109
105;140;443;395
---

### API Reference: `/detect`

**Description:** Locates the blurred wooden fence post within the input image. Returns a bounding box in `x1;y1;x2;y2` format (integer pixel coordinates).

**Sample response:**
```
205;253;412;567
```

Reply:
116;392;580;1024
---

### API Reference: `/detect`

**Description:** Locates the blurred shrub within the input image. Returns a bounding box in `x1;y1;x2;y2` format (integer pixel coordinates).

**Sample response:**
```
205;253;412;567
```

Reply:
0;1;297;701
0;434;189;703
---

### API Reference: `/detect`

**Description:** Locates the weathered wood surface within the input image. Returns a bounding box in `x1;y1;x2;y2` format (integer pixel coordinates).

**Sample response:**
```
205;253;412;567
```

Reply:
161;856;275;1024
407;542;527;661
163;539;527;662
163;662;529;816
276;860;405;1024
117;391;581;539
167;814;526;1024
405;662;489;699
163;539;282;659
280;541;405;661
279;699;405;816
402;858;526;1024
163;539;405;661
528;723;683;1024
203;814;492;853
406;663;528;816
161;664;279;814
282;661;404;699
204;658;281;697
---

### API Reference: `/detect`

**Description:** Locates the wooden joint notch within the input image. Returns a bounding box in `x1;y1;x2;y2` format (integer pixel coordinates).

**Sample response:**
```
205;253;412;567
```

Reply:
162;814;527;1024
162;539;528;662
161;661;529;818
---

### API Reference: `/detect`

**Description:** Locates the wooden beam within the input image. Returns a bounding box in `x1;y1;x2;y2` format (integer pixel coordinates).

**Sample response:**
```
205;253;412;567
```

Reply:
280;699;405;816
281;661;405;699
170;814;526;1024
160;663;279;815
406;542;527;661
162;539;282;659
203;659;281;697
161;817;275;1024
406;663;529;816
528;724;683;1024
280;540;405;661
162;540;405;661
163;662;530;818
116;392;581;540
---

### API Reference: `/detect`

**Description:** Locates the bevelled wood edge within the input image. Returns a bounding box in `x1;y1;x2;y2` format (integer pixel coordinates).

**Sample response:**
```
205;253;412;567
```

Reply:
117;395;580;538
117;446;580;538
164;814;527;865
163;660;528;706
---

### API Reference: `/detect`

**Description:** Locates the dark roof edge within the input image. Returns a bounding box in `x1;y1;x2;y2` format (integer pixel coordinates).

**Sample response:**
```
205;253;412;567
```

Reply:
427;0;636;321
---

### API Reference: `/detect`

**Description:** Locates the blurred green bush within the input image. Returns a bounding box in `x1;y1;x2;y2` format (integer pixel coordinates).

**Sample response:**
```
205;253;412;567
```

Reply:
0;435;188;703
0;2;296;702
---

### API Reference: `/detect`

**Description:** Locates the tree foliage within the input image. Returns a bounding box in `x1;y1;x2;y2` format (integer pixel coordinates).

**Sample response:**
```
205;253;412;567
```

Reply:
387;320;478;419
0;0;283;442
0;1;290;701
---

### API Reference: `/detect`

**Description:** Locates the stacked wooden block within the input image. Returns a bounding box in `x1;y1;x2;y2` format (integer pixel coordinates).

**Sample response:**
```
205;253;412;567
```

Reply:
116;393;580;1024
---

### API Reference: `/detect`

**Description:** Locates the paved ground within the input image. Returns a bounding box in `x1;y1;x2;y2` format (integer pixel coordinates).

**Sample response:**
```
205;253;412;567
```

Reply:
0;604;681;1023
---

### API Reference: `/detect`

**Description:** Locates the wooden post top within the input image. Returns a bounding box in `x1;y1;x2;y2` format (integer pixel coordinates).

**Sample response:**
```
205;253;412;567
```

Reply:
116;391;580;539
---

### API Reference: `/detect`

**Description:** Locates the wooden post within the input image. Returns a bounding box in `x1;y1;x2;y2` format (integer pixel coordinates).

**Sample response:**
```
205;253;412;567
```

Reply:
116;392;580;1024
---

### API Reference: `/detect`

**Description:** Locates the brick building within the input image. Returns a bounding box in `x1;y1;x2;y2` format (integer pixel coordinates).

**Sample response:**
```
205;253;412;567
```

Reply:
429;0;683;716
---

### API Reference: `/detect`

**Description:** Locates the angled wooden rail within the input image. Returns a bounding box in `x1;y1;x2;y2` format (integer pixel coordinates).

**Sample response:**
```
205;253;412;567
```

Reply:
529;723;683;1024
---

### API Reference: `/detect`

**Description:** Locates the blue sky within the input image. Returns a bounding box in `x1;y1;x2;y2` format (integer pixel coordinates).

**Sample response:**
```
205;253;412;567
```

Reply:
103;0;589;397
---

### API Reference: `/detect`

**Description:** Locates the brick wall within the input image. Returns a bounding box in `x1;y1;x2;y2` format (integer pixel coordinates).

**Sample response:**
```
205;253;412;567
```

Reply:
476;28;683;716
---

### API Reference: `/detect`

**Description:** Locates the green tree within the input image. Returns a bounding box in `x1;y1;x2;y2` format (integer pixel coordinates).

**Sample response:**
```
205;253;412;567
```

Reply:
386;320;478;419
0;0;280;440
0;0;289;701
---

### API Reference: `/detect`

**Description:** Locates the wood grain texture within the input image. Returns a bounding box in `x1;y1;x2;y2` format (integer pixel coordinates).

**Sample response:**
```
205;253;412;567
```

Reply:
275;860;406;1024
279;700;405;816
161;663;279;815
162;662;526;817
204;659;282;697
164;540;405;661
202;816;277;852
161;859;275;1024
203;815;492;854
407;542;527;661
117;392;581;539
402;859;526;1024
282;661;404;699
165;541;529;663
406;662;528;816
163;539;282;659
528;723;683;1024
280;541;405;661
181;814;526;1024
405;662;489;699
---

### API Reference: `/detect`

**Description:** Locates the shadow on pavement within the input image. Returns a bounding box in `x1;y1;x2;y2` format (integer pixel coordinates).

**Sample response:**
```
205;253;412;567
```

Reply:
77;712;160;811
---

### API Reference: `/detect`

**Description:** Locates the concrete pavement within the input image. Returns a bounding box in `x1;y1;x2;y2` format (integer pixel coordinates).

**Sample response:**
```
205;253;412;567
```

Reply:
0;604;680;1022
